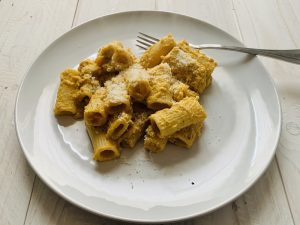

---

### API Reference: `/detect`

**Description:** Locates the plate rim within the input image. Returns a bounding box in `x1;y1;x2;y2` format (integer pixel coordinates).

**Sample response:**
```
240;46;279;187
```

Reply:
15;10;282;223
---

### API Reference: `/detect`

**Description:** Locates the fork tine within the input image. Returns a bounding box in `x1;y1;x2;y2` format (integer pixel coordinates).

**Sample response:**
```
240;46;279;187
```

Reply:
136;44;147;50
137;35;156;45
136;39;152;48
138;32;159;42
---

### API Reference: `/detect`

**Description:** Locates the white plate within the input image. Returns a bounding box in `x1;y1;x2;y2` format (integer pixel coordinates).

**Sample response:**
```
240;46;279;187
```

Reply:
15;11;281;223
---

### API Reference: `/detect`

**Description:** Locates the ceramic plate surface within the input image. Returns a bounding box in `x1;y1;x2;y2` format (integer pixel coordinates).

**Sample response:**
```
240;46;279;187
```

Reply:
15;11;281;223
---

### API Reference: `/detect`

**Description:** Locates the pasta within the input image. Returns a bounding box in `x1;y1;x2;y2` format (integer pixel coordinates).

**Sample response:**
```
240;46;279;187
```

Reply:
170;79;198;102
107;112;132;140
149;97;206;137
144;125;168;152
84;88;107;126
74;74;100;118
105;77;131;114
78;59;101;77
75;74;100;101
95;42;135;73
146;75;173;110
162;43;216;94
123;64;151;102
147;63;172;77
140;34;176;69
147;63;197;102
177;40;217;88
54;34;217;162
169;123;203;148
86;125;120;161
54;68;82;116
120;106;151;148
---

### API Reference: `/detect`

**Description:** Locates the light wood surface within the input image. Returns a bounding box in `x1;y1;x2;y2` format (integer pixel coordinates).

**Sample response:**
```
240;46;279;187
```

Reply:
1;0;299;224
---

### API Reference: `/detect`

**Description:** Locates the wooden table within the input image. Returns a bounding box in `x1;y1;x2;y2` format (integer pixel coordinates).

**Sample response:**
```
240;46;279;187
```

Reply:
1;0;300;224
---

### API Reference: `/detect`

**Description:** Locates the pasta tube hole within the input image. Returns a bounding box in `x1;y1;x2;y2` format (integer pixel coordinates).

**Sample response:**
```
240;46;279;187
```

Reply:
90;113;103;123
113;124;124;135
100;150;115;158
109;104;126;114
135;84;149;95
151;121;161;136
80;96;90;106
149;102;170;110
172;138;188;148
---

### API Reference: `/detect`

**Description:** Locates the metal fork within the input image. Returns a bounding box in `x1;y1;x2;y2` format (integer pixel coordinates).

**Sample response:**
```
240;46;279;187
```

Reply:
136;32;300;64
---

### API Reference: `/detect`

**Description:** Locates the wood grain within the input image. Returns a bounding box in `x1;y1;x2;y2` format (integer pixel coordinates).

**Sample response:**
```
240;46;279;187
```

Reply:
232;0;300;224
156;0;242;40
23;0;295;225
1;0;299;224
0;0;78;224
74;0;156;25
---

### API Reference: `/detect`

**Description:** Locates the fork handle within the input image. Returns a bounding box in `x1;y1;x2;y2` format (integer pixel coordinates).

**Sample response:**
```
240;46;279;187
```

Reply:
196;44;300;64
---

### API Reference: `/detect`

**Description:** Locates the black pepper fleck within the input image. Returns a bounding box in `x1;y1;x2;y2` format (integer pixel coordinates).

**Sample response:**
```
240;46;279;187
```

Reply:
191;182;195;185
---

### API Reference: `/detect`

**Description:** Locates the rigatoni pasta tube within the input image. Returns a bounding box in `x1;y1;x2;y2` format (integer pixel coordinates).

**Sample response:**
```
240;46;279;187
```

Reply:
107;112;132;140
140;34;176;69
95;42;135;73
162;43;217;94
75;74;99;107
146;75;173;110
54;69;81;116
74;74;100;119
147;63;172;77
124;65;150;102
170;80;198;102
144;125;168;152
169;123;203;148
120;111;150;148
177;40;217;89
105;79;131;114
85;125;120;161
78;59;101;76
84;88;107;126
149;97;206;137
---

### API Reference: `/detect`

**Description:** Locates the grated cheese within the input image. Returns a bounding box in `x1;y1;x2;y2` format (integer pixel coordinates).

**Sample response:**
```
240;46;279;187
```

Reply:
105;81;128;103
175;49;196;65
